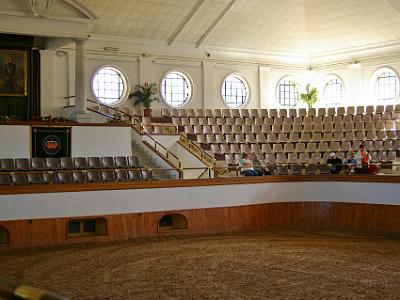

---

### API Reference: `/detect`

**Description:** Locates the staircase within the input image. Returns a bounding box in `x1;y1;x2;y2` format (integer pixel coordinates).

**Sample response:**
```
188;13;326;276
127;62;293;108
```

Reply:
131;140;178;180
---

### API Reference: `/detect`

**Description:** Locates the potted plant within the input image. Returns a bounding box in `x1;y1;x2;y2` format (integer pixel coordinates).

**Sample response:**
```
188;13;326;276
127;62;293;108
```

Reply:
299;84;319;108
129;82;159;117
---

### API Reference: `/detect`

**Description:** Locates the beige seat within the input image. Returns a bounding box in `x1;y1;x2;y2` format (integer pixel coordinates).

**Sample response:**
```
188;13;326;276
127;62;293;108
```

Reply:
306;142;317;152
195;109;204;117
225;134;235;143
330;141;341;152
240;109;250;118
267;133;278;143
289;109;297;118
225;117;235;125
251;144;262;153
322;133;333;141
235;134;246;143
235;118;245;125
273;117;283;125
272;124;282;133
231;109;240;118
278;133;288;143
222;109;231;118
342;115;352;123
310;153;322;164
340;141;352;152
327;107;336;116
221;125;231;134
317;108;326;117
184;125;194;134
213;109;222;118
343;122;354;132
337;107;345;116
373;140;384;151
356;106;365;115
366;105;374;115
249;109;259;118
264;117;273;125
307;108;316;117
198;117;208;126
300;132;311;142
269;109;278;118
287;152;298;163
220;144;230;153
216;118;225;126
294;142;306;153
202;125;212;134
261;124;272;133
364;122;374;131
211;144;220;154
206;134;216;144
386;131;396;140
298;108;307;117
240;144;251;153
284;143;295;153
289;133;300;143
212;125;221;134
383;140;393;150
279;109;287;118
323;123;333;133
282;117;292;125
333;132;344;141
161;108;171;117
313;123;323;133
387;151;397;161
298;153;310;164
256;133;267;143
303;124;313;133
293;116;302;124
376;131;387;140
245;118;254;125
230;144;240;154
261;143;272;153
204;109;213;118
276;153;287;164
260;109;269;118
311;132;322;142
282;124;292;133
215;134;226;144
254;117;264;125
354;121;364;132
355;131;365;140
346;106;355;115
318;141;329;152
196;134;206;144
252;125;261;133
292;124;302;133
189;117;199;125
333;123;343;133
303;116;313;124
245;133;256;143
231;125;241;134
172;117;181;126
264;154;276;165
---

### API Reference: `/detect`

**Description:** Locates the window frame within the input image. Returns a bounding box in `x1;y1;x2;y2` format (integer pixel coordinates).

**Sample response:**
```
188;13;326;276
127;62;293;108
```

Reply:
370;67;400;104
67;218;107;238
220;73;250;109
276;76;300;109
90;65;130;107
160;70;194;108
322;74;345;108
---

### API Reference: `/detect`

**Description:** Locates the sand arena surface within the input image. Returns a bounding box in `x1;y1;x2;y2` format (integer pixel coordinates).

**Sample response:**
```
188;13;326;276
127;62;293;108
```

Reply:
1;231;400;299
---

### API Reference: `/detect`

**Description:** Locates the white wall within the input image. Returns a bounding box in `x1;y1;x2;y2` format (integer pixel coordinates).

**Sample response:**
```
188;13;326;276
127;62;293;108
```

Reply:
71;126;132;157
0;125;132;158
0;126;30;159
40;47;400;118
1;181;400;221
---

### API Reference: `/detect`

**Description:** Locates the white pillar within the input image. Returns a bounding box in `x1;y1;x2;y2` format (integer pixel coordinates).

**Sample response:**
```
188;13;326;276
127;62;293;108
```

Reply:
74;39;87;115
202;61;215;109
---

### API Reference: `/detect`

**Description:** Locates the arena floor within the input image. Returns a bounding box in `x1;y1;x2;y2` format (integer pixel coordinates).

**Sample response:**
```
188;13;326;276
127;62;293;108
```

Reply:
1;231;400;299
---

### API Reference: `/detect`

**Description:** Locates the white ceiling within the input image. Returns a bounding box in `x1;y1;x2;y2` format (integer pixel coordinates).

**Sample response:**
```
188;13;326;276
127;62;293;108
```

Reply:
75;0;400;63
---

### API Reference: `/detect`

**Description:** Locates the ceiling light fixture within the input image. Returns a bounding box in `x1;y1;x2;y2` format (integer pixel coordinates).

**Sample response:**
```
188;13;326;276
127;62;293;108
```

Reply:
103;47;119;52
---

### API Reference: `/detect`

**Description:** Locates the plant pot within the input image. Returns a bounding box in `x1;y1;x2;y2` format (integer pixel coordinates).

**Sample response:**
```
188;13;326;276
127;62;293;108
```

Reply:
143;108;152;117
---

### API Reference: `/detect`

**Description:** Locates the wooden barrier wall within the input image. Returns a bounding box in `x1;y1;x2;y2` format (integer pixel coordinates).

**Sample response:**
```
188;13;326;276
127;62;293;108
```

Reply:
1;201;400;249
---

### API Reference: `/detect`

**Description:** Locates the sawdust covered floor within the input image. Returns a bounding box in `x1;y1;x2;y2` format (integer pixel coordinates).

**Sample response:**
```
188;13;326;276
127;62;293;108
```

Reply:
1;231;400;300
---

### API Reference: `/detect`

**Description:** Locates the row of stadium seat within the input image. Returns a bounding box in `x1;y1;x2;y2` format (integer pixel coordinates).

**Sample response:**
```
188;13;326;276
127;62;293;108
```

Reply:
182;122;399;135
161;105;400;119
0;170;146;185
170;114;399;126
0;156;143;171
225;151;396;165
204;140;399;155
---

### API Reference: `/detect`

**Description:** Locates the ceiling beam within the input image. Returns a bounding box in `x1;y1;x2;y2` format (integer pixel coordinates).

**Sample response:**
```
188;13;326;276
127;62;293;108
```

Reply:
386;0;400;16
168;0;206;46
195;0;236;48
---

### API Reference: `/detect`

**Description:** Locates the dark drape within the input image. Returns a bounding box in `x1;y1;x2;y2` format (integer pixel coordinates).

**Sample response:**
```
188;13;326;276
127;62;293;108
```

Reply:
0;34;41;120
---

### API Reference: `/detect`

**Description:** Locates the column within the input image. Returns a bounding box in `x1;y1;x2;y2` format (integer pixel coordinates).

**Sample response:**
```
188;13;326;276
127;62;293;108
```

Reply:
74;39;87;115
202;61;215;109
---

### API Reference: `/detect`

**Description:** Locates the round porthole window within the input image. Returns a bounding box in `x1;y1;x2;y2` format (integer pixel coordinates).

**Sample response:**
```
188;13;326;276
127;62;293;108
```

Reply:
160;71;193;107
91;66;129;106
221;74;249;108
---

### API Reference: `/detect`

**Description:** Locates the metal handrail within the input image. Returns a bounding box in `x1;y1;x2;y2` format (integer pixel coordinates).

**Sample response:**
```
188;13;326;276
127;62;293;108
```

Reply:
178;133;216;166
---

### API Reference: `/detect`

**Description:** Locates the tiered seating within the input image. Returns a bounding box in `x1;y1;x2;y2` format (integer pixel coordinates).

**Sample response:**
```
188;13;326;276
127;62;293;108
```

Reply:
0;156;150;185
168;105;400;166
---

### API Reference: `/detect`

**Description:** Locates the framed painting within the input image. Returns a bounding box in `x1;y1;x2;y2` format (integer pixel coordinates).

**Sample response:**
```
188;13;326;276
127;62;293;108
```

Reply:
0;49;28;96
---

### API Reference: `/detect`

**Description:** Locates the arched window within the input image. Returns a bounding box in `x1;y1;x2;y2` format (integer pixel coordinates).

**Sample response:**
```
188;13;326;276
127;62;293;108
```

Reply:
323;76;344;107
91;66;129;106
373;68;399;103
277;78;298;108
158;214;188;232
161;71;192;107
0;226;9;245
221;74;249;108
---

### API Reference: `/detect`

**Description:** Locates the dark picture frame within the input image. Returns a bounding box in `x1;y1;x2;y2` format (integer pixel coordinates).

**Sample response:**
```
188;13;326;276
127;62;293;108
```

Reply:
0;49;28;96
32;127;71;158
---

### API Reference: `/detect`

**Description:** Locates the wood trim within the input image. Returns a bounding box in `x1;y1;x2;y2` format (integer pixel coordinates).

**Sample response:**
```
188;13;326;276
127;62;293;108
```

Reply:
0;175;399;195
1;201;400;249
0;122;132;127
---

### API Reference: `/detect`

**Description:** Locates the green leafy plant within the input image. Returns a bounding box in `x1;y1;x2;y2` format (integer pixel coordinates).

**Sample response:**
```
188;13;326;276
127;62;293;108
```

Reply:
299;84;319;108
129;82;159;109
